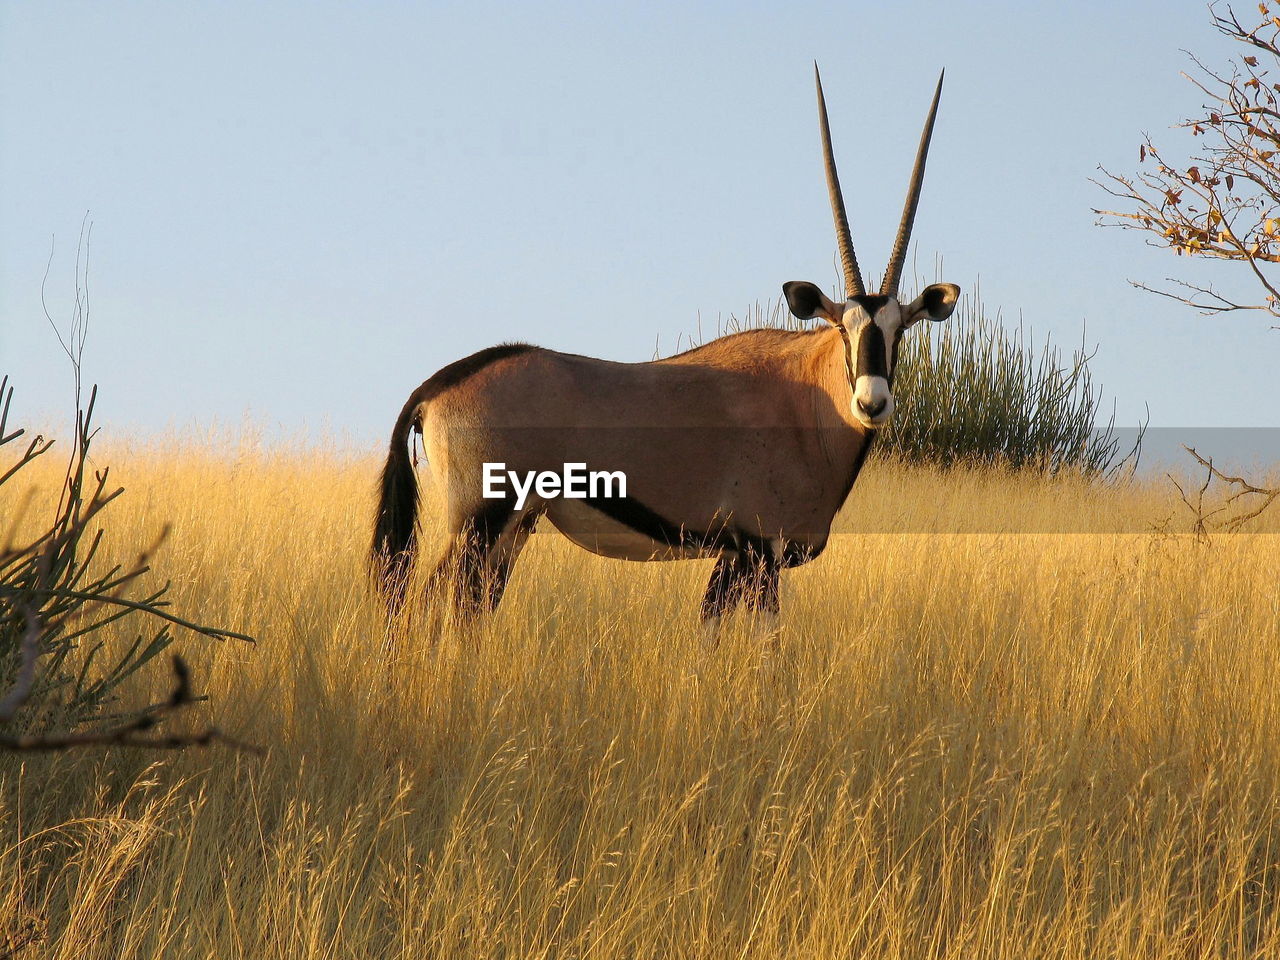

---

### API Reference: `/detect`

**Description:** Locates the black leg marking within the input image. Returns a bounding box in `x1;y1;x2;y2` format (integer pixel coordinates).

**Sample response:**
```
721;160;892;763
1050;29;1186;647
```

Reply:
744;552;780;615
479;509;541;612
465;496;518;549
781;539;822;568
454;498;517;615
452;500;546;616
700;545;781;622
701;555;741;622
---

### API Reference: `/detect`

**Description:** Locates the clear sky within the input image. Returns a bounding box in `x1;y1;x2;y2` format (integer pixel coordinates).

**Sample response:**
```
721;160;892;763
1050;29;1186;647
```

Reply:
1;1;1276;446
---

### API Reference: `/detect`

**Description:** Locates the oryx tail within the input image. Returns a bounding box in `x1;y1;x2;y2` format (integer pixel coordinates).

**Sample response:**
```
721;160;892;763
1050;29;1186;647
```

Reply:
371;381;429;605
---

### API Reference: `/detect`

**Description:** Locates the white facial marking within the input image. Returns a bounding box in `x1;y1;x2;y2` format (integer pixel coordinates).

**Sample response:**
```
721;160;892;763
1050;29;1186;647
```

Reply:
841;302;868;329
852;375;894;427
874;300;902;372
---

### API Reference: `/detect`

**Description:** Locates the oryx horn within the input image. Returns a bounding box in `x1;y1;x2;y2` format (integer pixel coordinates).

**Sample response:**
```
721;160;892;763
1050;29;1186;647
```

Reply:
881;70;944;297
814;63;865;298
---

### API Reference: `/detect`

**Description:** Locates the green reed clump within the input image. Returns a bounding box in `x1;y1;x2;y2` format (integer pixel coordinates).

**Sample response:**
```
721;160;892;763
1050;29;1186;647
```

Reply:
884;287;1138;473
723;284;1139;475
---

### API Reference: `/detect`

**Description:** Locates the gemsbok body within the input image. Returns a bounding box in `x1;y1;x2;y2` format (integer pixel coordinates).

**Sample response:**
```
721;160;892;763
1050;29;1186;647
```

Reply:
373;67;960;630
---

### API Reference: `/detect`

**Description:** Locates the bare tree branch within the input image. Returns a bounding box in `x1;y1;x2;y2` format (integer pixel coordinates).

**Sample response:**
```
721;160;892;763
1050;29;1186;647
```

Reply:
1170;455;1223;542
1128;277;1272;314
1184;445;1280;530
1095;3;1280;325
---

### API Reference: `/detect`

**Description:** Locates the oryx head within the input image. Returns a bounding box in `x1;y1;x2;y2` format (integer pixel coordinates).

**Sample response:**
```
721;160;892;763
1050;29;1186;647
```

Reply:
783;66;960;430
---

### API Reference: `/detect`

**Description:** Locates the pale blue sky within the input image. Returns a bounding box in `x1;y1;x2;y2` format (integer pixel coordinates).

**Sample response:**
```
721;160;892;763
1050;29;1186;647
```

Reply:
1;1;1276;444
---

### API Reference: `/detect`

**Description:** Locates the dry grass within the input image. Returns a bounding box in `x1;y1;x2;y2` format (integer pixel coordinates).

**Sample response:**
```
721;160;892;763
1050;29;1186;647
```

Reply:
1;438;1279;959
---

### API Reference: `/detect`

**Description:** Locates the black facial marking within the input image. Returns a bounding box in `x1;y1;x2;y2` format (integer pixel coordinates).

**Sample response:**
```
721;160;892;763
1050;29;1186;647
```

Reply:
888;328;905;385
844;294;894;382
856;319;888;380
848;294;891;316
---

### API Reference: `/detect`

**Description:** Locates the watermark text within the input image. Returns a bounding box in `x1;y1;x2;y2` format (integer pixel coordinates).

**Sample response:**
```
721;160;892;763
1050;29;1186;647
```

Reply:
483;462;627;510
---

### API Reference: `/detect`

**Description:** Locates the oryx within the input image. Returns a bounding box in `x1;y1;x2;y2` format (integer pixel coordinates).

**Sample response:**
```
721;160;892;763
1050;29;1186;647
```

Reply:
372;66;959;630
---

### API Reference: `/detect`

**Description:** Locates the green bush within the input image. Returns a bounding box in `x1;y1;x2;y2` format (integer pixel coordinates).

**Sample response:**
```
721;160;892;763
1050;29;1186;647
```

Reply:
883;288;1140;473
721;284;1140;474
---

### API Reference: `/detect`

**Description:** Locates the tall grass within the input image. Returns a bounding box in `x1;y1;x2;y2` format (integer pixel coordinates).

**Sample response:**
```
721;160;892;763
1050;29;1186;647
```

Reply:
0;440;1277;958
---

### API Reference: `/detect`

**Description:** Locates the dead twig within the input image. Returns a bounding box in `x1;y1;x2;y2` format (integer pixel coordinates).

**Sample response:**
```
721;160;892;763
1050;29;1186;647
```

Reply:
0;634;259;753
1170;450;1224;541
1184;444;1280;531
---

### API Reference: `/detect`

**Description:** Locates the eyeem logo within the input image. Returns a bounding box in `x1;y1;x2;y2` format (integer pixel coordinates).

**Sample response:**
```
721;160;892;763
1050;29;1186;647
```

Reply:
483;462;627;510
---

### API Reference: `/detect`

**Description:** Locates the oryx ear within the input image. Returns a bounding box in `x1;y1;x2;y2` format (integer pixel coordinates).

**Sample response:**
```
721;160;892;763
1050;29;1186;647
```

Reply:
783;281;842;326
903;283;960;328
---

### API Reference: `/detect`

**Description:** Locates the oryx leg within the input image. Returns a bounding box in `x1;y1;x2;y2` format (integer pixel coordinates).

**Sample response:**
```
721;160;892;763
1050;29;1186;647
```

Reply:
699;547;781;647
742;550;781;652
738;546;781;648
472;508;541;612
700;555;742;626
454;499;542;616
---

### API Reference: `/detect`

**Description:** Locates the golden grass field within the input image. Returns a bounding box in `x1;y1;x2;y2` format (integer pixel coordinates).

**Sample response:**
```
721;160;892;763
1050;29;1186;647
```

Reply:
2;438;1280;959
